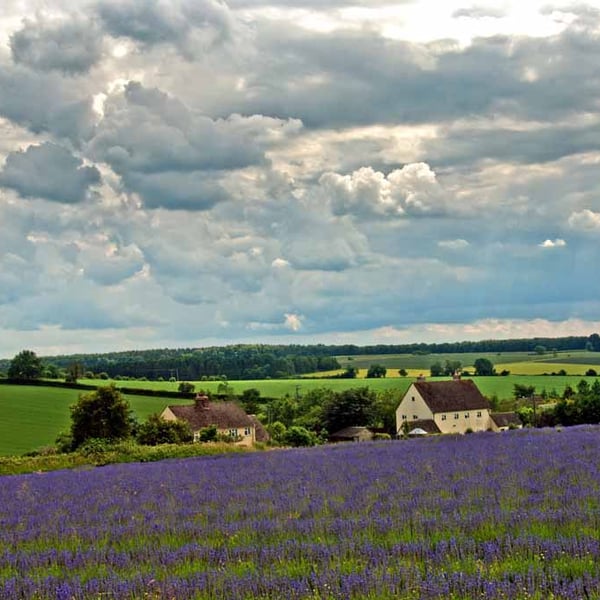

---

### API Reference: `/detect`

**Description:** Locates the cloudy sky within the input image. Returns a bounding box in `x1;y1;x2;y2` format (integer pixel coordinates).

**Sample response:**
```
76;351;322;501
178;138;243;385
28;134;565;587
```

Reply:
1;0;600;357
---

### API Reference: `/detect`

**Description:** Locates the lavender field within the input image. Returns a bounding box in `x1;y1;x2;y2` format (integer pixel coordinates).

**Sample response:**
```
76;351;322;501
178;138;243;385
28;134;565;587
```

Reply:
1;428;600;599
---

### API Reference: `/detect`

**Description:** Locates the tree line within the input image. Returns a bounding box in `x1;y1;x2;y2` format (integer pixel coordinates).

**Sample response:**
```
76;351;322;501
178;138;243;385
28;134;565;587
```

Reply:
1;334;599;381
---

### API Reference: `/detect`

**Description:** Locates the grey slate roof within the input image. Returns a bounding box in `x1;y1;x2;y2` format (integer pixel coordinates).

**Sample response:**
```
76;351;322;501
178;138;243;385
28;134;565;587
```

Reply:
166;401;254;430
413;380;491;413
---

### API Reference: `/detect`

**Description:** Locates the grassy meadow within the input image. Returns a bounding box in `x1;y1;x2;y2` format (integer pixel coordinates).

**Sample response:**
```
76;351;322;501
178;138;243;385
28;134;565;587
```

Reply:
0;385;192;457
2;427;600;598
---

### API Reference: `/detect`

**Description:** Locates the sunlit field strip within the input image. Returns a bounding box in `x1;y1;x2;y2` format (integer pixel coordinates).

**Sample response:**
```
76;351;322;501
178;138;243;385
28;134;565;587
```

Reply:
494;362;600;375
1;426;600;599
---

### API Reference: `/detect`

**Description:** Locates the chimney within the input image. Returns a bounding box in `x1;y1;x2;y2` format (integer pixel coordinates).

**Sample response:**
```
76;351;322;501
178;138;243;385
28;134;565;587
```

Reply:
195;393;210;409
417;373;426;382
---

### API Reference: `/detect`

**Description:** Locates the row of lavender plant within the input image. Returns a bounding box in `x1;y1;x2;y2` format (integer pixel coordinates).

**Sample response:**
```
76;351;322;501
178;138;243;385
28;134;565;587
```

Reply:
1;426;599;599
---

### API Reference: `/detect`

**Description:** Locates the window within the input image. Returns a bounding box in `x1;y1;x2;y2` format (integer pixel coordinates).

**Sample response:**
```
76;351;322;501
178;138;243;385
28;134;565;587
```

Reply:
476;411;482;417
465;413;469;419
228;428;238;437
441;414;447;421
413;415;418;420
244;427;251;436
454;413;459;420
401;415;407;421
411;396;415;401
193;432;201;442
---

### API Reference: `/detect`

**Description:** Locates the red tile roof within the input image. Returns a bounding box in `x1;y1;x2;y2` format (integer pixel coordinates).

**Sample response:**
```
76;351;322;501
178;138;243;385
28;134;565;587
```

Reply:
413;380;491;413
166;401;254;430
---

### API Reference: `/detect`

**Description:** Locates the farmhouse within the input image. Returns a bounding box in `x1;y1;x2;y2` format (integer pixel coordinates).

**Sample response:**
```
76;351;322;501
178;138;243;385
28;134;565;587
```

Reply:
161;394;257;446
396;379;494;436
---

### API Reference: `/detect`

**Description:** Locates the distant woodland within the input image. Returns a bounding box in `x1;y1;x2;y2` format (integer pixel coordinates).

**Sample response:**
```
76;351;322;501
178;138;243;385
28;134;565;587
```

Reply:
1;334;598;381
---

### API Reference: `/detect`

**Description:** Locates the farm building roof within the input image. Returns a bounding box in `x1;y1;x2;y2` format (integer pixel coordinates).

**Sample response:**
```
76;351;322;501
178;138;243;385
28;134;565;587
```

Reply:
166;401;254;430
413;379;491;413
329;426;375;442
407;419;441;435
491;412;522;428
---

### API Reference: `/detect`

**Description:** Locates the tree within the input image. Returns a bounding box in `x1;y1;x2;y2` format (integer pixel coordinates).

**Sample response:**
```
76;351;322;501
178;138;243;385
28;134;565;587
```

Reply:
69;385;133;449
430;361;443;377
321;387;377;433
240;388;261;414
588;333;600;351
43;364;61;379
178;381;195;393
366;364;387;378
513;383;536;401
398;368;408;377
474;358;495;376
65;361;84;384
443;360;462;376
267;421;287;444
534;345;547;355
137;414;192;445
8;350;43;380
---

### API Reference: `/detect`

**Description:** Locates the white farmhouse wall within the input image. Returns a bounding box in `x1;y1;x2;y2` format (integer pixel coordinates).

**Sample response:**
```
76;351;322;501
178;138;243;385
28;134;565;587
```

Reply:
434;409;492;434
161;407;177;421
395;384;433;433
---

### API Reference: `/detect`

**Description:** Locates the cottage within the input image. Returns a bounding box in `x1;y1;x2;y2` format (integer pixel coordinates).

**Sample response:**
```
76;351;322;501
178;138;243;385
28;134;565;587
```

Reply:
396;379;493;436
161;394;257;447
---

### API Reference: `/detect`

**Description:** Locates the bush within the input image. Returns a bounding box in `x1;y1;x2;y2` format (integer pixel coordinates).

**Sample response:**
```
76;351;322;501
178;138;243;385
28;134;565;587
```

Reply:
136;414;193;446
178;381;195;393
99;372;109;380
283;426;317;447
373;433;391;440
198;425;218;442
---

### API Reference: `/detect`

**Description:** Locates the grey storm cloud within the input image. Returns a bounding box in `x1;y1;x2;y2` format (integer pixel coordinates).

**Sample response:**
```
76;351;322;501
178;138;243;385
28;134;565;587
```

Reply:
96;0;234;55
212;19;600;129
86;81;293;209
426;120;600;168
0;142;101;203
10;17;104;74
452;6;506;19
0;66;96;142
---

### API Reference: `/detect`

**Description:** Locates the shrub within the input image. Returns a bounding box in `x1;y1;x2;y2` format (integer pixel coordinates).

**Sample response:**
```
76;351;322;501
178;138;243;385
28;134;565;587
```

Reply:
137;414;193;446
198;425;218;443
283;426;317;447
178;381;195;393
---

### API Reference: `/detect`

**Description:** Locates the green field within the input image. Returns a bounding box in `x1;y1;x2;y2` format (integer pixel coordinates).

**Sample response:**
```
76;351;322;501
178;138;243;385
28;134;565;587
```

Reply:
0;385;192;457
